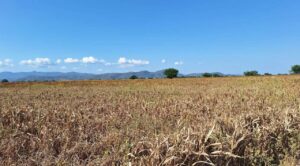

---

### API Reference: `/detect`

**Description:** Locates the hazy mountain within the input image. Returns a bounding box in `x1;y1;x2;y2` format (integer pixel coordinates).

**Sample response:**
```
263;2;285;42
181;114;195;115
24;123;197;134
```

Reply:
0;71;95;82
92;70;167;80
0;70;227;82
185;72;225;77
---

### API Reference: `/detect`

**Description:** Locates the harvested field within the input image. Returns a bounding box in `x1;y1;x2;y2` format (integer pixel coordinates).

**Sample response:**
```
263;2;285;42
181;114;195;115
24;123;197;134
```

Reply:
0;76;300;165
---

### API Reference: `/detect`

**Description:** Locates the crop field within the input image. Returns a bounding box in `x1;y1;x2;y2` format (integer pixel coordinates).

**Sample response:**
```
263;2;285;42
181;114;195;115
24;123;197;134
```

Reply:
0;76;300;165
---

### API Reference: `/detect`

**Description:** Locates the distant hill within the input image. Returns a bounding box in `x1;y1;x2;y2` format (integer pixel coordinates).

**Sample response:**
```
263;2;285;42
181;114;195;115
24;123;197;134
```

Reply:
0;70;229;82
92;70;166;80
0;71;95;82
185;72;225;77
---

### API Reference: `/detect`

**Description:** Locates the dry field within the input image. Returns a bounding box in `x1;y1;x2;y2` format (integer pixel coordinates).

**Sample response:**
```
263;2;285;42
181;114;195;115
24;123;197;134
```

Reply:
0;76;300;165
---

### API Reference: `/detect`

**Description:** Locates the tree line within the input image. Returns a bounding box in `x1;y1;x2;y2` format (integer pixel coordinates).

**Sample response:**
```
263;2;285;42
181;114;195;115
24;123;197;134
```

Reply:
160;65;300;79
243;65;300;76
128;65;300;79
1;65;300;82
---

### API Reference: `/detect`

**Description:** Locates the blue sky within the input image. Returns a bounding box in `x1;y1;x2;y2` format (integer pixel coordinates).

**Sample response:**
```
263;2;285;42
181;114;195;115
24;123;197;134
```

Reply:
0;0;299;74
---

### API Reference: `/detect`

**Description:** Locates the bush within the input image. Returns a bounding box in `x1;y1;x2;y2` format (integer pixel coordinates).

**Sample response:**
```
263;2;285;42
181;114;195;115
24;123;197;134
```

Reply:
129;75;138;79
202;73;223;78
291;65;300;74
244;71;259;76
1;79;9;83
277;73;288;76
212;73;223;77
164;68;179;79
264;73;272;76
203;73;213;77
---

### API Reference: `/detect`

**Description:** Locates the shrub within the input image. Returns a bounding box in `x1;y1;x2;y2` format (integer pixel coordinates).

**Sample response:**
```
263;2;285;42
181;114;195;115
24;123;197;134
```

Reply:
244;71;259;76
129;75;138;79
1;79;9;83
212;73;223;77
203;73;223;77
203;73;213;77
164;68;179;79
291;65;300;74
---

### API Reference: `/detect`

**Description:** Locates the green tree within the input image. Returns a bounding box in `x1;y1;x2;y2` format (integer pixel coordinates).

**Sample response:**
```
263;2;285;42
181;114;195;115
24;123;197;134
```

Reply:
164;68;179;79
203;73;213;77
212;73;223;77
291;65;300;74
1;79;9;83
264;73;272;76
129;75;138;79
244;71;259;76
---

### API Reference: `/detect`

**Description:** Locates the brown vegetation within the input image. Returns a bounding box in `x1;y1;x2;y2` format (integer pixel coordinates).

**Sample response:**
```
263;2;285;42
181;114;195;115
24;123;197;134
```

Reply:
0;76;300;165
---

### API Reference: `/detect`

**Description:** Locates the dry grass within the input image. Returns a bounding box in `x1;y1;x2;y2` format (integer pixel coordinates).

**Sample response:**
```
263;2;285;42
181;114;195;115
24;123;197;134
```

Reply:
0;76;300;165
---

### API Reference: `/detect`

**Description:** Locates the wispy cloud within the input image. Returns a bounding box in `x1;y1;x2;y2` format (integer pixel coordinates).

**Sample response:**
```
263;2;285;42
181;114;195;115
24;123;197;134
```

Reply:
0;59;14;67
82;56;98;63
56;59;62;64
20;58;51;67
60;66;67;70
174;61;183;66
11;56;152;70
118;57;150;67
161;59;166;64
64;58;80;63
82;56;107;64
64;56;107;65
104;62;112;66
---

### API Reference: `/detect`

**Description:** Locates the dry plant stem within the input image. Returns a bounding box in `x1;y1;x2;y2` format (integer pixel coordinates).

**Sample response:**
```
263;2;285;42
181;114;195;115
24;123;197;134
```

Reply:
0;76;299;165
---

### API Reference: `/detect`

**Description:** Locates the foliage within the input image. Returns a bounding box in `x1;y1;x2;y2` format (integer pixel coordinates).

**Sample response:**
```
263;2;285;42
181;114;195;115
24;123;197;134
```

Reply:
203;73;223;78
129;75;138;79
212;73;223;77
291;65;300;74
264;73;272;76
203;73;213;77
244;70;259;76
1;79;9;83
164;68;179;78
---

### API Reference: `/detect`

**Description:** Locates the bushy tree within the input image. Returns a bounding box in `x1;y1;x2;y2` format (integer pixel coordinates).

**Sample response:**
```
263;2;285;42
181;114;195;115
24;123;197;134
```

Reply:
129;75;138;79
202;73;223;78
291;65;300;74
277;73;288;76
1;79;9;83
203;73;213;77
212;73;223;77
244;71;259;76
264;73;272;76
164;68;179;79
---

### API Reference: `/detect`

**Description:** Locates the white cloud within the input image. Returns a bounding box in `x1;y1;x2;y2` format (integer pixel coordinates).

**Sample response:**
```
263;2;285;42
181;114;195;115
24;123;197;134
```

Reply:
20;58;51;67
118;57;150;67
118;57;127;64
64;58;79;63
56;59;62;64
82;56;98;63
161;59;166;64
174;61;184;66
64;56;107;65
0;59;13;67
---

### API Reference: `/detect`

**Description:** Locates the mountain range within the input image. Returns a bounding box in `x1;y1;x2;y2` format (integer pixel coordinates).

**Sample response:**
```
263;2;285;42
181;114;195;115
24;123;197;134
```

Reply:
0;70;228;82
